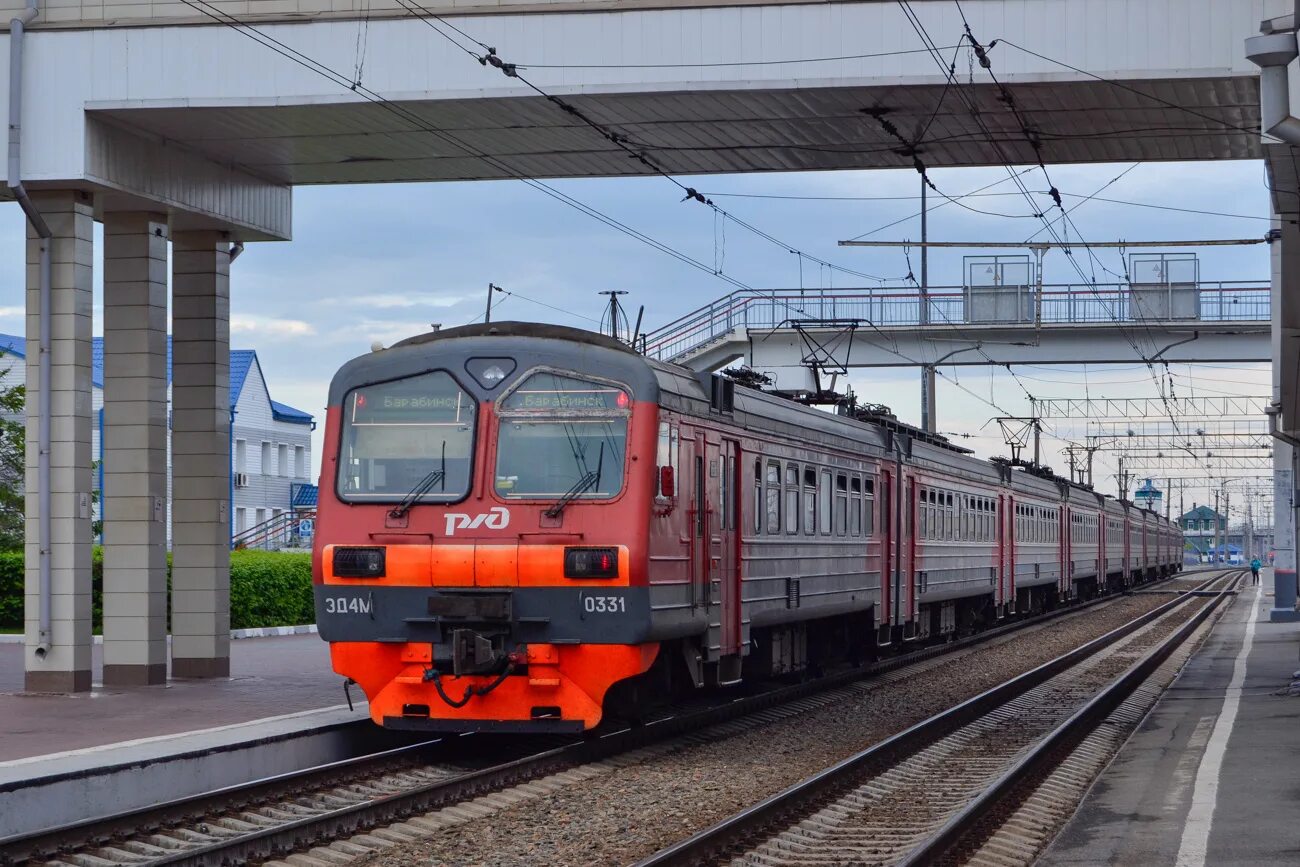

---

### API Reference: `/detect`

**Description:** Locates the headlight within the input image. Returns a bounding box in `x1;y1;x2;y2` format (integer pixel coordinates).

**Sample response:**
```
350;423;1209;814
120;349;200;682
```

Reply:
333;546;386;578
564;547;618;579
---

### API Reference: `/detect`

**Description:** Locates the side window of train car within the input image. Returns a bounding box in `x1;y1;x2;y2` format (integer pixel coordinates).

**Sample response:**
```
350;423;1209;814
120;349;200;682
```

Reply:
851;476;863;536
946;493;955;540
864;477;874;536
819;469;833;535
655;422;680;502
718;452;729;532
785;465;799;534
803;468;816;536
919;487;930;539
835;474;848;536
766;461;781;535
695;455;706;538
727;456;736;530
753;460;763;535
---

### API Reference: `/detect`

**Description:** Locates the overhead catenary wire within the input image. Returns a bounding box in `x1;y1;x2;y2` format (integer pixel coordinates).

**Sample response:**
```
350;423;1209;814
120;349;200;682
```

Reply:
393;0;908;290
893;1;1188;438
704;189;1281;223
174;0;778;303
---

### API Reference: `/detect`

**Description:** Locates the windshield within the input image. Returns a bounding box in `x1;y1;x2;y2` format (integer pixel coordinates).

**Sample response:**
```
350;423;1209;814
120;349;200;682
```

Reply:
495;371;629;500
338;371;476;502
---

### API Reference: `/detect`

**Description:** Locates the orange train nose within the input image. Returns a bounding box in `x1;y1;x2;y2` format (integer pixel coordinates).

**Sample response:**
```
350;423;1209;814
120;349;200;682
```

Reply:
331;641;657;732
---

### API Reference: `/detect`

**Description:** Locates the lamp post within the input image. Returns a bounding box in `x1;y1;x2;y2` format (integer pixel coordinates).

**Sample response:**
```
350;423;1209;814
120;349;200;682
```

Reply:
921;344;982;432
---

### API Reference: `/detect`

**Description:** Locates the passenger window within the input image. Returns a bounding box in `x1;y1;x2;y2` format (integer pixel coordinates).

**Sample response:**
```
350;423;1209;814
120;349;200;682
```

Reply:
851;477;862;536
753;460;762;535
719;453;729;531
863;476;875;537
766;462;781;535
835;474;848;536
785;465;799;534
695;455;706;538
725;456;735;530
803;468;816;536
820;470;832;535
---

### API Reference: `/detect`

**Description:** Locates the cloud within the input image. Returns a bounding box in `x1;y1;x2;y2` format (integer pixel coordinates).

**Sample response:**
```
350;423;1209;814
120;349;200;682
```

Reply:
230;314;316;337
0;306;22;319
324;293;471;309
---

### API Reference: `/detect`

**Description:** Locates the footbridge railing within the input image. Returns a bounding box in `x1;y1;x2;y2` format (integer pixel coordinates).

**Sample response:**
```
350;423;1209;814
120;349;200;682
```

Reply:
641;281;1269;363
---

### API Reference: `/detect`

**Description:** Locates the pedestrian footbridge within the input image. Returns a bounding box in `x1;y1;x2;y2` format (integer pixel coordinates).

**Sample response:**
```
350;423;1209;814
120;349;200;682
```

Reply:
644;280;1271;388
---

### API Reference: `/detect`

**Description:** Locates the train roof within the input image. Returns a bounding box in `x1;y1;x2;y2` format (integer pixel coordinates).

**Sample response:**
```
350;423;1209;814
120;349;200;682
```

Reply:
342;323;1176;528
392;321;635;354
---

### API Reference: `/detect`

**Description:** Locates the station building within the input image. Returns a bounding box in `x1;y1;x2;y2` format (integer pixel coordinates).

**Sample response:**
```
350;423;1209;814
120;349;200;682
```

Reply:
0;335;314;546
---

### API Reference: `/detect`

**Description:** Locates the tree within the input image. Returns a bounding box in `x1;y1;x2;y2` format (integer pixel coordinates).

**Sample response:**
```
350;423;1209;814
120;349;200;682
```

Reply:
0;359;24;549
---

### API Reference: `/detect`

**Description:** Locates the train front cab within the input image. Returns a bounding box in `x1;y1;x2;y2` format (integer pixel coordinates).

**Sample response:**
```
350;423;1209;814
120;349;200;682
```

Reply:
314;331;667;733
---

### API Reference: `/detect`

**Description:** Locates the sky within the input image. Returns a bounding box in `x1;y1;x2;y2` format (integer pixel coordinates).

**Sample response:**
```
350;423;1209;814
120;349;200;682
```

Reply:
0;157;1276;526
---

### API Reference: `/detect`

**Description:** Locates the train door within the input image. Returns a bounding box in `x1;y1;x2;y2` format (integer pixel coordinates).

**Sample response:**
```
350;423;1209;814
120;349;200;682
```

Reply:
1001;494;1013;615
879;468;894;645
690;431;709;624
1060;506;1070;600
904;474;917;634
713;439;742;665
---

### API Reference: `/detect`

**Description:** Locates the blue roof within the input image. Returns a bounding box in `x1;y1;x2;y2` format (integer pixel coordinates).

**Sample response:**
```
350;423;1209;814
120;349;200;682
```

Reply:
0;334;311;424
291;483;319;508
272;400;313;424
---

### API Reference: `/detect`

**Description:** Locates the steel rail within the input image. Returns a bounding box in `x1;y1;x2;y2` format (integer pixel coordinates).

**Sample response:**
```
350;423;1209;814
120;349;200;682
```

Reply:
1;570;1199;867
633;570;1234;867
897;569;1243;866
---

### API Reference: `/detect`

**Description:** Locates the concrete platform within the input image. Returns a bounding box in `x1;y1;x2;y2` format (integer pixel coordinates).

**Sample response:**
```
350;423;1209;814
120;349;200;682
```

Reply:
1041;572;1300;867
0;633;360;762
0;633;394;839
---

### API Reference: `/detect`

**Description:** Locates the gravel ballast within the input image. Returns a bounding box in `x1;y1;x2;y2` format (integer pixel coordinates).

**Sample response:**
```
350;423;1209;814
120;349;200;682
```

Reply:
351;590;1213;867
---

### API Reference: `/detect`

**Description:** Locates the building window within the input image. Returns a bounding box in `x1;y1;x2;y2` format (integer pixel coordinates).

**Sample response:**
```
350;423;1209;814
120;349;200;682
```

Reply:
278;443;289;478
235;507;246;534
235;439;247;474
255;507;266;527
295;445;306;478
261;441;271;475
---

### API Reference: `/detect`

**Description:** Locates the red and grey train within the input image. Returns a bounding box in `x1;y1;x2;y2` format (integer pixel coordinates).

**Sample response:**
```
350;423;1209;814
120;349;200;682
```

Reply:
313;322;1183;733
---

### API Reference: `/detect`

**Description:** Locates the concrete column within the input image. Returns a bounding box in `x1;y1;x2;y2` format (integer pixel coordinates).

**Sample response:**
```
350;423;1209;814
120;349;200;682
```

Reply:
23;191;94;692
102;213;169;685
170;231;231;677
1270;210;1300;621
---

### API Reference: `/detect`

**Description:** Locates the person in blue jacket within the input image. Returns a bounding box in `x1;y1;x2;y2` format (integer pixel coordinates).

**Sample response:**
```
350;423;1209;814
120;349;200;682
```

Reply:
1250;556;1262;585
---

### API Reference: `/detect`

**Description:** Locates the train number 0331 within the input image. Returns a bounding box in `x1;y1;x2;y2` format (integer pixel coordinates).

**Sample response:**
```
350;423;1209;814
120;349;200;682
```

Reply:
583;595;626;614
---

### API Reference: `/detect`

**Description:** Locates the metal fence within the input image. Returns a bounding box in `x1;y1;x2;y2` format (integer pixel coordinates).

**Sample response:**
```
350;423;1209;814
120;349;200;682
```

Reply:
641;282;1269;362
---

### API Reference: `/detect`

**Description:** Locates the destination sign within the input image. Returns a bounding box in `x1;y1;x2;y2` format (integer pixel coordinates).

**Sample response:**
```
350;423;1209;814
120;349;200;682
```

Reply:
348;371;475;424
503;372;629;412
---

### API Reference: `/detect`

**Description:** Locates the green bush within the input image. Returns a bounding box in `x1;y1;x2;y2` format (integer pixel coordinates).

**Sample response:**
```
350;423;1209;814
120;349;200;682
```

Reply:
0;548;314;631
0;549;20;630
229;550;314;629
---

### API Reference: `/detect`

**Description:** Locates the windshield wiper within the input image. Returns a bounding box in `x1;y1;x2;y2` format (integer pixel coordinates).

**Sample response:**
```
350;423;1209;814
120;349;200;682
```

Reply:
545;442;604;519
390;442;446;519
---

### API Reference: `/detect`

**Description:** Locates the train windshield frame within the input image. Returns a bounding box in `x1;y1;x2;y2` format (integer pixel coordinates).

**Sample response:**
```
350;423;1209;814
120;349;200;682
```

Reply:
336;370;477;504
494;368;631;502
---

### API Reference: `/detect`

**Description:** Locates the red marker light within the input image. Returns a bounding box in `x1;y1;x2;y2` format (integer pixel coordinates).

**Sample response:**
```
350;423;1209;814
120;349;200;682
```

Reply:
356;394;367;408
616;391;629;409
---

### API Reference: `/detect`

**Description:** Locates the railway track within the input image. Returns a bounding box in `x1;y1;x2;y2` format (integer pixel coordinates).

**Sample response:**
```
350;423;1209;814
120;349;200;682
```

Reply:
635;570;1242;867
0;571;1209;867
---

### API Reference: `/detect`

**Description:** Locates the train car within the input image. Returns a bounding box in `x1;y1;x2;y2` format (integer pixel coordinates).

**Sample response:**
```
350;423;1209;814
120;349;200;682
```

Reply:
313;322;1182;733
1103;499;1128;590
